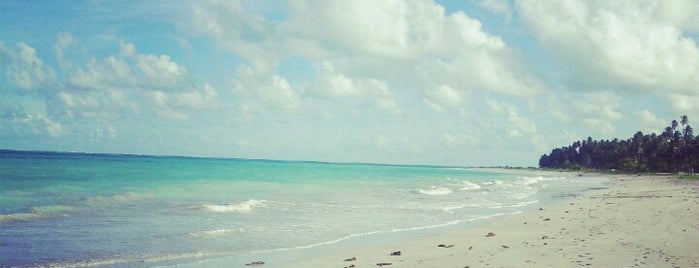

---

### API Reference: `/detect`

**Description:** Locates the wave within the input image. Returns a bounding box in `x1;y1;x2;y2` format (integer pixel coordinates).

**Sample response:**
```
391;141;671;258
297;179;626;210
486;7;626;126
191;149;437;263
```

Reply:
259;211;518;254
43;251;211;268
0;212;40;223
488;200;538;209
414;186;453;195
449;180;482;190
190;228;244;238
30;205;74;214
201;199;266;213
517;176;565;186
0;205;73;223
437;203;479;213
481;179;503;185
84;192;148;204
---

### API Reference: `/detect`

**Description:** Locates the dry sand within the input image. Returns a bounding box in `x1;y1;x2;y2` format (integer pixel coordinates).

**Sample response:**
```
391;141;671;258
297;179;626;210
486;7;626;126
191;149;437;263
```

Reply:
283;173;699;268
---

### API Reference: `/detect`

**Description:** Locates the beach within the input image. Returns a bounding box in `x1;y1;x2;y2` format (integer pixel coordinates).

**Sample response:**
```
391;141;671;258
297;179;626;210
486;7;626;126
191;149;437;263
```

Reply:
281;173;699;268
3;152;697;267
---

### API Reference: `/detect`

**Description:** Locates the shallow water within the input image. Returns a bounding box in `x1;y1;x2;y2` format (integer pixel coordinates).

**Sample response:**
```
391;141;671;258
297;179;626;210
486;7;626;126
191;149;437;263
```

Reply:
0;150;608;267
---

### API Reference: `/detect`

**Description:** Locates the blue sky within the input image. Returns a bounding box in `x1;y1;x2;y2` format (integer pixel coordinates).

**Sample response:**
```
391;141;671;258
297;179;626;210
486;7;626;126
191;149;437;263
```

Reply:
1;0;698;166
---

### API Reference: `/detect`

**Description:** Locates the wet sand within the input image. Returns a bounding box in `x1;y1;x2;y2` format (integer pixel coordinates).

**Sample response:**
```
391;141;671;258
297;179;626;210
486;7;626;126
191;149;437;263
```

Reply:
284;173;699;268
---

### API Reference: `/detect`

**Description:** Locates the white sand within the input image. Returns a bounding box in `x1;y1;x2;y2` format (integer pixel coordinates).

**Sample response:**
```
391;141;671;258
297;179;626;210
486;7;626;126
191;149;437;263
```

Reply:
281;173;699;268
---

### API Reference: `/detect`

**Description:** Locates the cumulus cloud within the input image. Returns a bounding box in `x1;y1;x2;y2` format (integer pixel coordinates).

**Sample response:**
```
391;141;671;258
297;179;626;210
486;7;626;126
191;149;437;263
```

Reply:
440;131;477;147
635;109;667;134
46;35;219;122
424;85;465;111
0;42;56;90
288;0;543;96
188;0;544;117
149;84;220;120
545;91;624;136
135;54;185;87
487;99;537;138
54;32;78;70
53;89;135;119
572;92;623;122
667;93;699;116
9;113;63;137
232;62;301;112
65;40;187;91
304;63;401;113
473;0;512;20
188;0;275;61
517;0;699;94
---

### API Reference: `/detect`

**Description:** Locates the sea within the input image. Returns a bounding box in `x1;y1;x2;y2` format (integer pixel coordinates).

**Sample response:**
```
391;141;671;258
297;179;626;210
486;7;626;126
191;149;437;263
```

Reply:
0;150;609;267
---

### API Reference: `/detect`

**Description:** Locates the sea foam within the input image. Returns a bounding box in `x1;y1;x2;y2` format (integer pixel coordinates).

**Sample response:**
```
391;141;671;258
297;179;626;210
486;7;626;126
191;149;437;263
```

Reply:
201;199;266;212
414;186;453;195
517;176;564;186
451;180;482;190
190;228;243;238
0;212;39;223
0;206;74;223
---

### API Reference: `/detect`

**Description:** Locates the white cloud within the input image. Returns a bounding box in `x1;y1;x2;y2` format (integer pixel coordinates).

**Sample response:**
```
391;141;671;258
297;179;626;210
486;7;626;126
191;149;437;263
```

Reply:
189;0;544;118
55;89;135;119
57;91;100;117
0;42;56;90
172;84;220;110
518;0;699;94
667;93;699;116
135;54;186;87
54;32;78;70
582;118;615;135
69;56;131;89
149;84;221;120
288;0;542;96
66;40;187;91
289;1;414;58
48;37;215;122
119;40;136;57
304;63;401;113
545;91;624;136
572;92;623;121
473;0;512;20
650;0;699;31
188;0;275;61
306;65;361;98
440;131;477;147
232;63;301;112
424;84;464;111
635;109;667;134
12;113;63;137
487;99;537;138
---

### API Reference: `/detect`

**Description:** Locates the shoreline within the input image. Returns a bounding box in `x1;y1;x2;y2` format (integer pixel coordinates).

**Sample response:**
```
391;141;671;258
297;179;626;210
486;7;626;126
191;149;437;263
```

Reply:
275;172;699;268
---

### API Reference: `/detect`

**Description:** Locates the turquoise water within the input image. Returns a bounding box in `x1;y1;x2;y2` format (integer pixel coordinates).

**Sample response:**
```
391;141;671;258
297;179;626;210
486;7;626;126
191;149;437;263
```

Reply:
0;150;607;267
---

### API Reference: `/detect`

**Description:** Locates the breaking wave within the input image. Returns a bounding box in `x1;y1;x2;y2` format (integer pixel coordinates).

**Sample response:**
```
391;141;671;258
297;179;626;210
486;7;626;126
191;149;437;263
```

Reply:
0;205;74;223
414;186;453;195
201;199;266;213
450;180;482;190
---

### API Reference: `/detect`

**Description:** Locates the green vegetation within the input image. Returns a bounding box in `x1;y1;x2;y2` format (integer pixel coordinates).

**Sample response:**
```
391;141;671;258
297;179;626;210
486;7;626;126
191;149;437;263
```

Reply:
678;174;699;180
539;116;697;174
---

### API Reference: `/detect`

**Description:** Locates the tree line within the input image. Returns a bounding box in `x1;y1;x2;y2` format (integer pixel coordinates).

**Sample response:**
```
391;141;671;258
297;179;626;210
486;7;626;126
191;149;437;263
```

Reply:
539;116;697;173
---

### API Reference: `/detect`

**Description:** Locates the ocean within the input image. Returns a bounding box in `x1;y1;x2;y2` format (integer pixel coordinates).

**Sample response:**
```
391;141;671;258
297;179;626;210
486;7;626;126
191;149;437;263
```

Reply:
0;150;608;267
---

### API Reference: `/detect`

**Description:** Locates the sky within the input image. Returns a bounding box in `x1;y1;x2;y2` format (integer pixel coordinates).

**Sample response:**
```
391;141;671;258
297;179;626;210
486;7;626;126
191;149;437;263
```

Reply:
1;0;698;167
